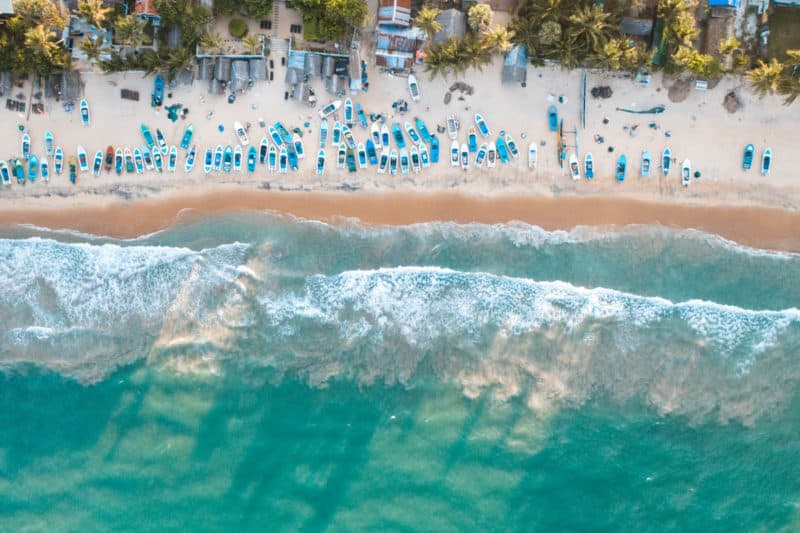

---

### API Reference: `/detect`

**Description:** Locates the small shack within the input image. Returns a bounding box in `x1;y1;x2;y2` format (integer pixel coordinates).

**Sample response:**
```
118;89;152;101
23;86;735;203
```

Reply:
501;45;527;84
433;9;466;44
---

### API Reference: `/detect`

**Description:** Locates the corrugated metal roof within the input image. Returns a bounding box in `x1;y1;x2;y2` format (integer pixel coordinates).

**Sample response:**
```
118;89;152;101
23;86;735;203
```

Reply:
378;0;412;27
433;9;466;44
619;17;653;36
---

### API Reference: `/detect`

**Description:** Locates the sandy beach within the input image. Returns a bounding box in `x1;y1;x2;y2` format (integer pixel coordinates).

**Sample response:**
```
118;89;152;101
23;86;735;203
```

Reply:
2;58;800;245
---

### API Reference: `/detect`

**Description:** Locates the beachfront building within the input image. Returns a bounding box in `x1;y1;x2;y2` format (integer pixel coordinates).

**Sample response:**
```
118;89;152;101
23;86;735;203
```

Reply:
432;8;466;44
378;0;412;27
374;0;423;71
0;0;14;24
502;44;527;84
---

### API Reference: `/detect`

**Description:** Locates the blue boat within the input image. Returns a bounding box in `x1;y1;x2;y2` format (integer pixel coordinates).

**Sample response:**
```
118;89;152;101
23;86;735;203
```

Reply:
269;126;283;147
495;137;510;163
274;122;292;144
13;158;25;183
391;123;405;148
641;150;651;177
742;144;754;170
415;118;432;143
468;127;477;153
28;154;38;182
616;154;627;182
548;105;559;132
366;140;378;166
430;135;440;163
247;146;257;172
404;122;420;144
474;114;490;138
223;145;233;172
180;124;193;149
356;104;368;129
287;146;299;170
151;75;164;107
141;124;155;149
214;145;223;171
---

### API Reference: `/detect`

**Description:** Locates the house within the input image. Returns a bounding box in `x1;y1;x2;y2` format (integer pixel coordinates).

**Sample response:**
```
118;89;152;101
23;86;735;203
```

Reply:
620;17;654;38
374;26;423;69
772;0;800;5
378;0;412;28
432;8;466;44
502;44;527;84
134;0;161;25
708;0;741;6
0;0;14;23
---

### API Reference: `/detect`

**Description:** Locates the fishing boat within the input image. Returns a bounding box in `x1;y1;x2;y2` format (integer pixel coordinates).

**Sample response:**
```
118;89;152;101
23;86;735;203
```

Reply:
487;144;497;168
40;156;49;182
268;144;277;172
269;126;283;147
21;133;30;160
186;146;197;173
450;140;459;167
344;98;354;127
366;140;378;166
408;74;420;101
203;148;213;174
410;145;420;173
259;137;269;164
80;99;90;126
370;122;382;149
616;154;627;182
346;149;356;173
151;75;164;107
124;148;134;173
133;148;144;174
415;118;432;143
54;147;63;175
381;124;390;148
13;158;25;183
332;121;342;147
528;141;538;169
279;147;288;173
234;121;249;145
77;145;88;172
293;134;305;158
114;148;123;175
155;129;168;154
318;100;341;119
213;145;223;171
319;119;329;149
505;134;519;158
67;157;77;184
419;142;430;169
289;145;301;171
44;130;54;156
662;148;671;175
275;122;292;144
92;150;103;176
742;144;754;170
337;144;346;169
246;146;257;173
460;143;469;171
389;149;398;175
168;146;178;172
104;145;114;171
223;145;233;172
378;150;389;174
233;145;242;172
399;149;409;175
584;152;594;179
404;122;420;144
392;123;406;148
682;159;691;186
142;146;154;170
180;124;194;149
761;148;771;175
141;125;156;149
447;116;459;140
641;150;651;177
152;150;163;173
548;105;558;132
467;127;477;153
569;153;580;180
430;135;440;164
469;115;490;141
343;126;356;152
495;137;509;163
356;104;368;129
28;154;38;182
357;143;367;169
316;149;326;175
0;160;10;183
476;143;487;168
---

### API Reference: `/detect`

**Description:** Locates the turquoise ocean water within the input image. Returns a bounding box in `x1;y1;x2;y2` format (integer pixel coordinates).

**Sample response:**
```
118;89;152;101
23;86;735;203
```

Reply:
2;213;800;531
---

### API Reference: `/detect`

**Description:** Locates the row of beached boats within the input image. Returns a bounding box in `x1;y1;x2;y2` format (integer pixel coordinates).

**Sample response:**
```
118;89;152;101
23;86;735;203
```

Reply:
564;149;693;185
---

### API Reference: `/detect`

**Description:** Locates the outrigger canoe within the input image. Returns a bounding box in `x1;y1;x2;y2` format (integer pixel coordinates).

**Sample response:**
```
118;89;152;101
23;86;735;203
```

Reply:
28;154;38;182
742;144;754;170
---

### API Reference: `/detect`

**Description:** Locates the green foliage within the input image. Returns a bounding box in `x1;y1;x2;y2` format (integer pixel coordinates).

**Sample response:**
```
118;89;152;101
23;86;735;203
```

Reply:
671;46;723;79
467;3;493;33
747;58;785;98
415;6;442;40
292;0;368;40
214;0;238;16
114;14;147;48
228;18;248;38
243;0;273;18
155;0;213;48
538;20;561;46
657;0;698;52
241;35;261;54
75;0;112;29
79;34;105;61
567;5;612;54
483;26;515;54
0;0;71;74
424;35;492;79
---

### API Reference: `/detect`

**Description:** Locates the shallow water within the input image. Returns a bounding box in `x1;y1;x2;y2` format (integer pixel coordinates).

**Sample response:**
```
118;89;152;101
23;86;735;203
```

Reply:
1;214;799;530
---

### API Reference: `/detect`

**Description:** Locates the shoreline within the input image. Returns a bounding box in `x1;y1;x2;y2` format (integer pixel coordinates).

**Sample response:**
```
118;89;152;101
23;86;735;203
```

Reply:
2;186;799;252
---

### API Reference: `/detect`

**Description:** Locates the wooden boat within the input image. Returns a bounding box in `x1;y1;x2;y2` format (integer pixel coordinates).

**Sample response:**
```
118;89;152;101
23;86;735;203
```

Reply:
399;148;409;174
505;134;519;158
370;122;382;149
320;119;329;149
21;133;30;160
213;145;223;171
151;75;164;107
548;105;558;132
378;150;389;174
123;148;133;173
495;137;510;163
476;143;487;168
392;123;406;148
318;100;341;119
77;145;88;172
404;122;420;144
344;98;354;127
528;141;538;169
54;147;63;175
616;154;627;182
357;143;367;169
233;145;242;172
180;124;194;149
0;160;10;183
92;150;103;176
430;135;439;163
268;144;277;172
222;145;233;172
44;130;54;156
682;159;691;186
114;148;123;175
474;114;490;138
12;158;25;183
584;152;594;179
419;142;430;169
246;145;257;173
156;128;168;154
40;156;49;182
316;149;326;175
141;124;155;148
467;127;477;153
259;136;269;164
269;125;283;147
142;146;154;170
410;145;420;173
356;104;368;129
332;121;342;147
346;149;356;173
279;146;288;174
460;143;469;170
487;144;496;168
28;154;38;182
234;121;249;145
569;153;580;180
80;99;90;126
761;148;771;175
450;140;459;167
152;149;163;172
415;118;432;143
407;74;420;102
446;116;458;140
67;156;77;184
662;148;671;175
168;146;178;172
293;134;305;158
366;140;378;166
203;148;213;174
133;148;144;174
381;124;390;148
641;150;651;177
337;144;346;169
389;149;398;175
104;145;114;171
186;146;197;173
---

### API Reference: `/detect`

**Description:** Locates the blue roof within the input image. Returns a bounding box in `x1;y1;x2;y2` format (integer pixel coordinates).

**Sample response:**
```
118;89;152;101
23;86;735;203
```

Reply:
708;0;740;7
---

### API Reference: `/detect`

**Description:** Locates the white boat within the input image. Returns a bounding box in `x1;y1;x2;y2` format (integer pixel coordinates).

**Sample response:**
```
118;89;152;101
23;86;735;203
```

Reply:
268;144;277;172
761;148;772;175
259;137;269;164
410;145;420;173
233;145;243;172
318;100;341;119
337;144;346;169
92;150;103;176
474;114;490;138
76;145;88;172
133;148;144;174
450;140;459;166
21;133;30;160
389;149;398;175
569;153;580;180
399;148;409;175
203;148;213;174
168;145;178;172
476;143;487;168
381;124;390;148
40;156;49;182
528;141;537;169
408;74;420;102
371;122;382;149
332;121;342;147
80;99;90;126
487;144;496;168
185;146;197;173
293;134;305;159
447;116;459;140
316;149;326;175
320;118;329;148
344;98;354;127
378;150;389;174
234;121;249;145
460;143;469;171
418;142;430;169
682;159;691;187
142;146;154;170
357;142;367;169
54;147;63;175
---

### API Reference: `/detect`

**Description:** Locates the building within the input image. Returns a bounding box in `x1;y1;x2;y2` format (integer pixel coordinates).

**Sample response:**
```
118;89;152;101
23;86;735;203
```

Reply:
432;9;466;44
502;45;527;84
707;0;741;6
378;0;412;28
134;0;161;25
620;17;654;39
0;0;14;23
375;26;423;70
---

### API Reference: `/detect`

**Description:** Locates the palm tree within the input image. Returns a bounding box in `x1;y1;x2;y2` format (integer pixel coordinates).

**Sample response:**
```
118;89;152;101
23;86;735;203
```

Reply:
509;17;537;57
241;35;261;54
592;39;623;70
528;0;564;24
467;3;493;33
76;0;112;29
483;26;515;54
552;34;581;69
200;31;224;54
747;58;784;98
114;14;146;48
164;45;193;80
657;0;698;52
24;24;59;57
80;34;105;61
779;74;800;106
414;6;442;41
567;5;612;54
